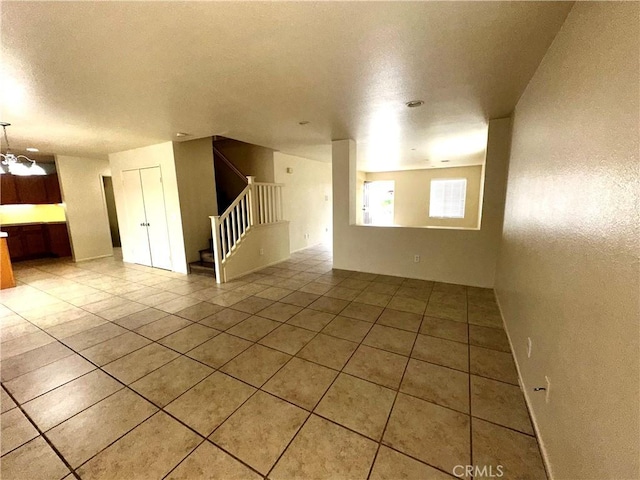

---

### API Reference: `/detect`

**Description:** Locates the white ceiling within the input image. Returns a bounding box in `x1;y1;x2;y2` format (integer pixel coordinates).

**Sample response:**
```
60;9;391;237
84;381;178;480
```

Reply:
0;1;573;171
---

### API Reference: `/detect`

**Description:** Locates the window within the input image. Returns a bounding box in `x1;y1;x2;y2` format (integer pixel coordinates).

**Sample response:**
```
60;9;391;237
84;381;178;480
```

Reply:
429;178;467;218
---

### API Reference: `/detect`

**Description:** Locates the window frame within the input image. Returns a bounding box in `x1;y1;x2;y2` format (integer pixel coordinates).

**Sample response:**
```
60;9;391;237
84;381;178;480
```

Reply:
428;178;467;219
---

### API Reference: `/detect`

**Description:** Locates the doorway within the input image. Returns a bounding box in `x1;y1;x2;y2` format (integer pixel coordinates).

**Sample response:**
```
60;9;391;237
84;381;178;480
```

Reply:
102;176;121;247
363;180;395;226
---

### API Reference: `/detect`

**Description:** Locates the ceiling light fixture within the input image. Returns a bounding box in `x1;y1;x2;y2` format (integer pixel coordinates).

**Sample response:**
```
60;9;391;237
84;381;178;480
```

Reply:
405;100;424;108
298;121;310;125
0;123;46;176
441;160;450;163
175;132;190;137
26;147;39;152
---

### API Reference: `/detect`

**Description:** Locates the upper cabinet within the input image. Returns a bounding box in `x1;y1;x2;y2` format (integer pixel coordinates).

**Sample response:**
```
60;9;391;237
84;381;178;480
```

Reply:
0;173;62;205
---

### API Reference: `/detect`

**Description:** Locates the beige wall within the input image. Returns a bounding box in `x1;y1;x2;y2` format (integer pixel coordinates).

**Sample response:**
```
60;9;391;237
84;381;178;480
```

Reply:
223;221;290;281
495;3;639;479
108;142;188;273
216;139;275;183
365;165;482;229
332;117;510;288
55;155;113;261
173;138;218;264
274;152;332;252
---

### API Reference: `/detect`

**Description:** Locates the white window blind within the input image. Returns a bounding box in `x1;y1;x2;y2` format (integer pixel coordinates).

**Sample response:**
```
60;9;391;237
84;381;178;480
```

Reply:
429;178;467;218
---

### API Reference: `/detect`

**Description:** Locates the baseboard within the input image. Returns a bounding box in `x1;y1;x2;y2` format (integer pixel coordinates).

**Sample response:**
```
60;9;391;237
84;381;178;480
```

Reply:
73;253;113;262
494;292;554;480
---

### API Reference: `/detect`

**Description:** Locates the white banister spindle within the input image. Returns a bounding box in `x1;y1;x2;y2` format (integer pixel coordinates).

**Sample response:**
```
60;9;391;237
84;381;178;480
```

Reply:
225;217;231;255
210;216;223;283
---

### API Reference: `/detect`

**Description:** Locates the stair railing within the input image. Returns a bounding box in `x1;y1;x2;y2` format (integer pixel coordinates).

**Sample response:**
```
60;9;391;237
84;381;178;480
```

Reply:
210;176;284;283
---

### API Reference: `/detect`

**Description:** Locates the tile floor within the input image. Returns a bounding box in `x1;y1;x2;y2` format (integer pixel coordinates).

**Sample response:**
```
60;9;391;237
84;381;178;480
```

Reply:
0;245;547;479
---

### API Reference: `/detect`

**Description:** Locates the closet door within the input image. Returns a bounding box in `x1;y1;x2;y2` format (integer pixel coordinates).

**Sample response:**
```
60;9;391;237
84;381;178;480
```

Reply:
122;169;152;267
139;167;172;270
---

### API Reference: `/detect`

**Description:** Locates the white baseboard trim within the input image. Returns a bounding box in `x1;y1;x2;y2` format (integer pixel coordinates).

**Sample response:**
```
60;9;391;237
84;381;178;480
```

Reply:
494;292;554;480
73;253;113;262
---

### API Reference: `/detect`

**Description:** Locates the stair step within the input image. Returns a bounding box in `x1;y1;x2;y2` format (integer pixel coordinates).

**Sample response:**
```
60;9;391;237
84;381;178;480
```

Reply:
189;261;216;277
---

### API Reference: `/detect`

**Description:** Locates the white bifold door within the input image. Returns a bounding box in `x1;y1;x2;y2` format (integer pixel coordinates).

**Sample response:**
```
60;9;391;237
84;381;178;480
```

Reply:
122;167;172;270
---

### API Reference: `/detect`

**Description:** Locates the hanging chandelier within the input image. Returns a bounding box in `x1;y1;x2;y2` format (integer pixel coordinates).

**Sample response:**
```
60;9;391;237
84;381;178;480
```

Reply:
0;122;46;176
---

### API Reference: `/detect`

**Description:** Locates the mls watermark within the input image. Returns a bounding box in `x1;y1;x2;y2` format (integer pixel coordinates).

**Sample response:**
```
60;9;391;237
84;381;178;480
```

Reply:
453;465;505;478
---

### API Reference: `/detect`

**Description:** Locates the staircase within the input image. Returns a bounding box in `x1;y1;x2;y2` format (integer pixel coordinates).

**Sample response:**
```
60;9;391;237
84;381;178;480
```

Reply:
189;141;288;282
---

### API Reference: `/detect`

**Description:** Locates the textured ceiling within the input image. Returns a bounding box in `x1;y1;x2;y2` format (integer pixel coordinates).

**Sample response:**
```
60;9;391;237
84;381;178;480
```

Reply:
0;1;573;170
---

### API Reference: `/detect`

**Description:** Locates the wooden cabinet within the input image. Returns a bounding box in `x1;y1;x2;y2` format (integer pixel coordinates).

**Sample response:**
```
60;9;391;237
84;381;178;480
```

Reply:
0;173;61;205
0;175;19;204
2;223;72;261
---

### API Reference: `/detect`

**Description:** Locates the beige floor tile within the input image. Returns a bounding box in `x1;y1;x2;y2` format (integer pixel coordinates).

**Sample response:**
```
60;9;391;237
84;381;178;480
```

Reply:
340;302;384;322
1;330;56;361
299;282;333;295
221;344;291;387
82;296;131;314
469;346;518;385
103;343;179;384
187;333;252;368
138;291;183;308
377;309;423;332
325;286;361;301
0;319;40;343
45;314;108;340
166;371;255;436
167;441;261;480
67;291;113;307
297;333;358;370
47;388;157;467
263;357;338;410
80;332;151;366
1;387;16;413
4;354;95;403
231;296;274;314
316;373;395;440
232;283;270;296
26;307;89;330
23;370;123;431
412;334;469;372
77;412;201;480
354;291;392;308
226;316;280;341
468;303;503;328
210;391;308;474
270;414;377;480
158;323;219;353
370;446;455;480
472;418;546;480
255;286;294;301
321;316;372;342
425;301;467;322
61;322;128;351
340;278;372;290
395;285;432;301
470;375;533;434
211;291;251;307
432;282;467;295
400;359;470;413
175;301;223;321
0;437;69;480
469;325;510;352
199;308;251;330
281;291;321;307
344;345;408;389
387;296;427;315
255;302;302;322
114;307;167;330
135;315;192;340
383;393;470;474
467;287;495;303
429;291;467;307
287;308;336;332
95;301;147;321
258;324;316;354
1;341;73;382
363;325;417;356
366;282;400;295
421;316;469;343
131;356;213;407
308;296;350;314
1;408;39;455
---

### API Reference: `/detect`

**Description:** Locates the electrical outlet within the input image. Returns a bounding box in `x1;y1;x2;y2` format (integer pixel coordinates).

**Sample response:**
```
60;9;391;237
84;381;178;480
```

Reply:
545;376;551;403
527;337;532;358
259;248;264;256
413;255;420;263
